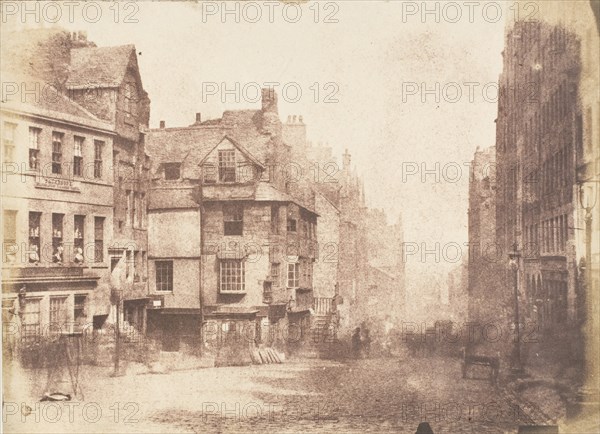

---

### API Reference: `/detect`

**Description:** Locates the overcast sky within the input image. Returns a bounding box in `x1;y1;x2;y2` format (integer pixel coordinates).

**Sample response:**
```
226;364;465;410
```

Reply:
5;1;512;310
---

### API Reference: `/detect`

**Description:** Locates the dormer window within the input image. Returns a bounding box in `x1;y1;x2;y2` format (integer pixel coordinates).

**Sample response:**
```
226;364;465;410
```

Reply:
218;150;236;182
164;163;181;180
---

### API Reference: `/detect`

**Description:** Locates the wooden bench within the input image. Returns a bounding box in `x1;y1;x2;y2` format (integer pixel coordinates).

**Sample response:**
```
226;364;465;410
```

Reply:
461;348;499;385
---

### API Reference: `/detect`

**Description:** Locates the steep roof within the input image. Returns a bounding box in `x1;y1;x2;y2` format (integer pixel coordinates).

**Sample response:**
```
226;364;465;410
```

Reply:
66;45;136;88
1;73;113;132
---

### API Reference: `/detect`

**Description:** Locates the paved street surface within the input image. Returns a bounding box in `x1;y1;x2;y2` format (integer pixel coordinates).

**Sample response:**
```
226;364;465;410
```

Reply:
4;354;544;434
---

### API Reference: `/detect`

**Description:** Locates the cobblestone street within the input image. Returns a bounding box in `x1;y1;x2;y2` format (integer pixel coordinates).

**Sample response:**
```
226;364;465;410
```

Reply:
5;355;543;434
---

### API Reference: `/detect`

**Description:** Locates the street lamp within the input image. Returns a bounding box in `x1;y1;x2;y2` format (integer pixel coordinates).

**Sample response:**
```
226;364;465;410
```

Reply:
508;244;523;375
577;180;599;405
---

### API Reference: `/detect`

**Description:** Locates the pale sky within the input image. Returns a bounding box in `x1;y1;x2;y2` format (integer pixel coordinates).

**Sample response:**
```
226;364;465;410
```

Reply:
5;1;512;310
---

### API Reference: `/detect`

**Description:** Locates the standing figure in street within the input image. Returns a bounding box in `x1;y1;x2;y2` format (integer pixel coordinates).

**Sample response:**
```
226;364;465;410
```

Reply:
362;327;372;358
351;327;361;359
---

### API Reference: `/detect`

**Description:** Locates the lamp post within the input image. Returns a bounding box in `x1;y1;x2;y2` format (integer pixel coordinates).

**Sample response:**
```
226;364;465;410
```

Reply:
578;183;597;324
508;244;523;375
577;180;599;406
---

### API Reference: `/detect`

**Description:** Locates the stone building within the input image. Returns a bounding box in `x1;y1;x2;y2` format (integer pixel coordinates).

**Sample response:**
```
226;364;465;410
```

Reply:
1;28;151;341
493;5;599;385
467;146;503;326
146;90;319;354
2;76;115;341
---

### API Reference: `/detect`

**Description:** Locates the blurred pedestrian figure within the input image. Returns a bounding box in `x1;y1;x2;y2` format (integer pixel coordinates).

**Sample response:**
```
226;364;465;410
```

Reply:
351;327;361;358
415;422;434;434
362;327;372;358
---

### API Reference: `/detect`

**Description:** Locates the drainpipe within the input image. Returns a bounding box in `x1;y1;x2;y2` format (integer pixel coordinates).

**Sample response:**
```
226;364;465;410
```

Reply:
198;177;205;355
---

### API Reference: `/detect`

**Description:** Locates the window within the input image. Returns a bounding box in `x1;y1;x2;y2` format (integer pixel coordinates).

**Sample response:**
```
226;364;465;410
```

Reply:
164;163;181;180
52;213;64;262
142;251;147;280
155;261;173;291
271;205;280;234
3;210;17;263
49;296;68;332
74;295;87;328
271;262;280;286
29;127;40;169
302;259;313;288
74;215;84;261
73;136;84;176
203;164;217;183
134;251;141;282
124;82;132;114
287;218;297;233
52;132;63;174
125;190;131;226
3;122;16;163
29;212;41;263
218;150;236;182
94;217;104;262
140;193;146;228
132;193;138;228
109;249;122;272
22;298;41;340
94;140;103;178
219;259;245;292
288;263;299;288
223;205;243;236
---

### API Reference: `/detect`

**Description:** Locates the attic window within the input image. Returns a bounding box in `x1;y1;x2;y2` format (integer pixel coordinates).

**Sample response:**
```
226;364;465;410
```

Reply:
218;150;236;182
164;163;181;180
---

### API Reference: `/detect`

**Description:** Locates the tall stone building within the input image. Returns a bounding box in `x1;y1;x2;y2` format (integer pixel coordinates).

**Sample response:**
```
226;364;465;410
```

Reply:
146;90;319;354
467;146;502;325
1;27;151;341
493;3;599;392
2;75;115;340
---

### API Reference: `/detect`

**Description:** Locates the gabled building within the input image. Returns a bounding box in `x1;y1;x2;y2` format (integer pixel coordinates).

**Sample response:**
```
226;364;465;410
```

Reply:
65;41;151;333
1;27;151;340
146;90;319;353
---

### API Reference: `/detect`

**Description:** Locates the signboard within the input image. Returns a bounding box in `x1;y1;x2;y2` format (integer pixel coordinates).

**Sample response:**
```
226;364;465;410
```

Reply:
147;295;164;309
35;176;80;192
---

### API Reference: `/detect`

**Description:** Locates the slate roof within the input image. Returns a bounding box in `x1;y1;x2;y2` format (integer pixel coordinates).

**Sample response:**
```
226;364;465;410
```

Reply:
1;73;113;132
66;45;136;88
146;109;316;214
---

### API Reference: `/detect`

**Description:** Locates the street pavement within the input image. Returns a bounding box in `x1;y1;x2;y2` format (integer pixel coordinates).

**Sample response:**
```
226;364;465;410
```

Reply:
3;355;571;433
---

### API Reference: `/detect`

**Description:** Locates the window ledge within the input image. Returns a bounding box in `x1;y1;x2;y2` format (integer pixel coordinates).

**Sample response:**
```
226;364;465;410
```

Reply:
219;290;246;295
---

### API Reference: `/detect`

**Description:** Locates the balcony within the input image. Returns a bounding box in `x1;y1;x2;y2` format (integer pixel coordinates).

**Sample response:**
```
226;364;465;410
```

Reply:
313;297;336;315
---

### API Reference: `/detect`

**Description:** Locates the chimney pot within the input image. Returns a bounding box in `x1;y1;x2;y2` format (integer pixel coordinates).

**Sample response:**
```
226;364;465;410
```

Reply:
159;121;165;129
196;113;201;123
293;115;297;123
299;115;303;123
287;115;292;123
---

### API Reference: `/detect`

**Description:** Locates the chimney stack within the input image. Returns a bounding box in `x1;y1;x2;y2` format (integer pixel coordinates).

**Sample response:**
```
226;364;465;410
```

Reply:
195;113;201;123
261;88;278;114
159;120;165;129
343;149;351;171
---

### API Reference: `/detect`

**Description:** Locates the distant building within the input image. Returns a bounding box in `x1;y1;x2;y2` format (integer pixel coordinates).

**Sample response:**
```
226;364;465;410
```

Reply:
467;146;503;326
